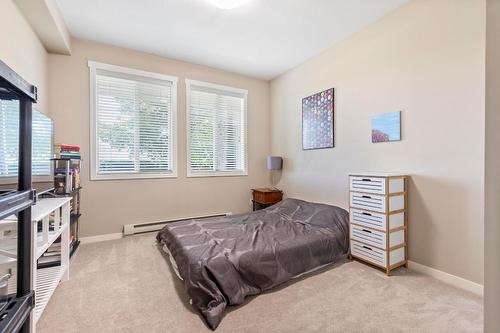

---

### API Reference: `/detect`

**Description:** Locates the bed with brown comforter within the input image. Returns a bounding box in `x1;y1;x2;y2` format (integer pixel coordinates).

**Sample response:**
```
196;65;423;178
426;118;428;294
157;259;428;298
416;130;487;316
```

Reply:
156;198;349;329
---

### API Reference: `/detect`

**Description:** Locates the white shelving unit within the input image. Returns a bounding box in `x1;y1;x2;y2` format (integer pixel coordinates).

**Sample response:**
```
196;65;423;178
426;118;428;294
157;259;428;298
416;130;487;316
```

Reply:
0;197;71;331
31;197;71;328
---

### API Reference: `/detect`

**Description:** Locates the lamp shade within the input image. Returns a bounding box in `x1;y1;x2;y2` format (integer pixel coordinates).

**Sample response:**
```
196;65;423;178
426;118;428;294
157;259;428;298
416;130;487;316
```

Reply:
267;156;283;170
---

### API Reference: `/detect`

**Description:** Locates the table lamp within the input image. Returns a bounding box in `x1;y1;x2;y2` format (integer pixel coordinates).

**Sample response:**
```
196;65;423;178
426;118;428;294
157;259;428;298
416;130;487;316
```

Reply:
267;156;283;189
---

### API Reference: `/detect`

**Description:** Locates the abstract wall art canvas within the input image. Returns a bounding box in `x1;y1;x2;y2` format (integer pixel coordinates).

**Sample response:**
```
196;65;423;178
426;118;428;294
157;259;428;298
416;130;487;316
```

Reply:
302;88;334;150
371;111;401;143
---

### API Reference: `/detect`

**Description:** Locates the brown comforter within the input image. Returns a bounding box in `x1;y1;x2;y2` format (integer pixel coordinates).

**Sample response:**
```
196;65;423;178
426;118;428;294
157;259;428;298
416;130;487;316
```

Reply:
156;198;349;329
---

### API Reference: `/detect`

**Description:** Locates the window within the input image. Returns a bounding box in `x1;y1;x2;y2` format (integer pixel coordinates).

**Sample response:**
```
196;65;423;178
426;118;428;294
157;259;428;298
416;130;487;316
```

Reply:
186;80;247;177
0;100;53;179
89;62;177;180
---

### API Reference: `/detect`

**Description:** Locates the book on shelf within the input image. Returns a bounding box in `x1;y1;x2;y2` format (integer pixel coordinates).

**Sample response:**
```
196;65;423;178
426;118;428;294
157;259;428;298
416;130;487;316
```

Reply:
38;255;61;264
59;154;81;160
59;144;80;151
47;243;61;252
55;143;80;152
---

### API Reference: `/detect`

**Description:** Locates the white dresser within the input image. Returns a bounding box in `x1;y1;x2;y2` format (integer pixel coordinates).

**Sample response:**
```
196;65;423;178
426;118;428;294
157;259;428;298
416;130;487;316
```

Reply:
348;173;408;275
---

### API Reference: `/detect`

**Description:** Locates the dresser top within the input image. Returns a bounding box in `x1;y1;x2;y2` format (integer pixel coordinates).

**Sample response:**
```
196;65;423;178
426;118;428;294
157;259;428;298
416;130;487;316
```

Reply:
252;188;282;193
348;172;408;177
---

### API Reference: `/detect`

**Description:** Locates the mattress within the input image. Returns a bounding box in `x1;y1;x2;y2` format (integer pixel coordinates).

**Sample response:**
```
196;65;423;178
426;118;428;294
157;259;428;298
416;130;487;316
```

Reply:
156;198;349;329
161;243;183;281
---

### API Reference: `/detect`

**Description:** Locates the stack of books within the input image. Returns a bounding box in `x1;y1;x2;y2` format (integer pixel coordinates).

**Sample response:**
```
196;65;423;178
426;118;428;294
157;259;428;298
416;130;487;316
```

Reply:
55;144;81;159
38;242;61;265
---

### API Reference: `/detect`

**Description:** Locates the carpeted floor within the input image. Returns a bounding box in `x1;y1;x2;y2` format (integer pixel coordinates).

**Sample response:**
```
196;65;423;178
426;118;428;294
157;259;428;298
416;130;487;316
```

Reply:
37;234;483;333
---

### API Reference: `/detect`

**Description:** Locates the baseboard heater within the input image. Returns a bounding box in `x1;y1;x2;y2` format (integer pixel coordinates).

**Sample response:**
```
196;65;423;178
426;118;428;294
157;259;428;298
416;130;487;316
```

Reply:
123;212;232;236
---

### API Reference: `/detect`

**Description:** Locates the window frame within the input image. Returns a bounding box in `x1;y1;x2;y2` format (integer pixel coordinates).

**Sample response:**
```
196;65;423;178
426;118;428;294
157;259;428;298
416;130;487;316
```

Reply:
88;61;178;181
185;79;248;178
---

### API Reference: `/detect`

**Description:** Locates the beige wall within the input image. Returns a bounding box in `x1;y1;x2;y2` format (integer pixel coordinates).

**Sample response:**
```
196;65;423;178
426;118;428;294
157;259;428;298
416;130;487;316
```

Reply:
485;0;500;330
48;38;270;237
0;0;48;114
270;0;485;283
14;0;72;55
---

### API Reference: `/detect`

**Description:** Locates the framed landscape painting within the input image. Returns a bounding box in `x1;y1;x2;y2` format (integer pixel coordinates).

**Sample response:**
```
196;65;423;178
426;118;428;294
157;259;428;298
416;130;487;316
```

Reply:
302;88;334;150
371;111;401;143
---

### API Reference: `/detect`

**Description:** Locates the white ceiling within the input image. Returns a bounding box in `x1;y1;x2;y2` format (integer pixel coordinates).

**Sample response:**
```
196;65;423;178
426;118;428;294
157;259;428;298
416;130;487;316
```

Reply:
55;0;409;80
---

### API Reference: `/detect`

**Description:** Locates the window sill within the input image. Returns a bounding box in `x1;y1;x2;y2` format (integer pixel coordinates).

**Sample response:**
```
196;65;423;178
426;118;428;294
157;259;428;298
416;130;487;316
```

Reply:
187;171;248;178
90;172;177;181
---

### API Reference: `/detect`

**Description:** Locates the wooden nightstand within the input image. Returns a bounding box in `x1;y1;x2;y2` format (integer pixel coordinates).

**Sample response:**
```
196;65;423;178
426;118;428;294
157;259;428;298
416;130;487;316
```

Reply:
252;188;283;211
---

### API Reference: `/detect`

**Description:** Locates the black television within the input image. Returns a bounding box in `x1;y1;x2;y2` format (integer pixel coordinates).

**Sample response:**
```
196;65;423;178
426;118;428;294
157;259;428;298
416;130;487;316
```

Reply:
0;101;54;196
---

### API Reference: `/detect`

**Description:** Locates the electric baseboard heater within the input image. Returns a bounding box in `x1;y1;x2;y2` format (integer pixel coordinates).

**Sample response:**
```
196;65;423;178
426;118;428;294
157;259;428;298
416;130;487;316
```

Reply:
123;213;232;236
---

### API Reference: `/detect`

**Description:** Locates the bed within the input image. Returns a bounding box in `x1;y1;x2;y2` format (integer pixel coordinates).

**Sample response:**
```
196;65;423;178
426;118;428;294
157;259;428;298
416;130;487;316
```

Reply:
156;198;349;329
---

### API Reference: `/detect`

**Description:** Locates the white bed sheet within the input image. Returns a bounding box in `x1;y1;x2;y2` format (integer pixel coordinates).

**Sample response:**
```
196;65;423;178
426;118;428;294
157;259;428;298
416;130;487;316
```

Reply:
161;241;183;281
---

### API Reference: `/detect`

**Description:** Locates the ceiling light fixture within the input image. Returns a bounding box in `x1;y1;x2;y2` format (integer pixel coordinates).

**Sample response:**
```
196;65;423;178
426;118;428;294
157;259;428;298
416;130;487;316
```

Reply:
207;0;250;10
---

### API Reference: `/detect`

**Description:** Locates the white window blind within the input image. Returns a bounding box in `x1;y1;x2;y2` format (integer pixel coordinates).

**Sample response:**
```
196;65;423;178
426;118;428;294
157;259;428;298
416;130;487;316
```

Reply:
0;100;52;178
187;80;247;177
89;62;177;180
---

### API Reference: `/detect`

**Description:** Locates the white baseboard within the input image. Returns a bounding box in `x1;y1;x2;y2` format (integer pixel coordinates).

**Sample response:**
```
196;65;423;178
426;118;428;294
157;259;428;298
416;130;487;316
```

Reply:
408;260;483;296
80;233;123;244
